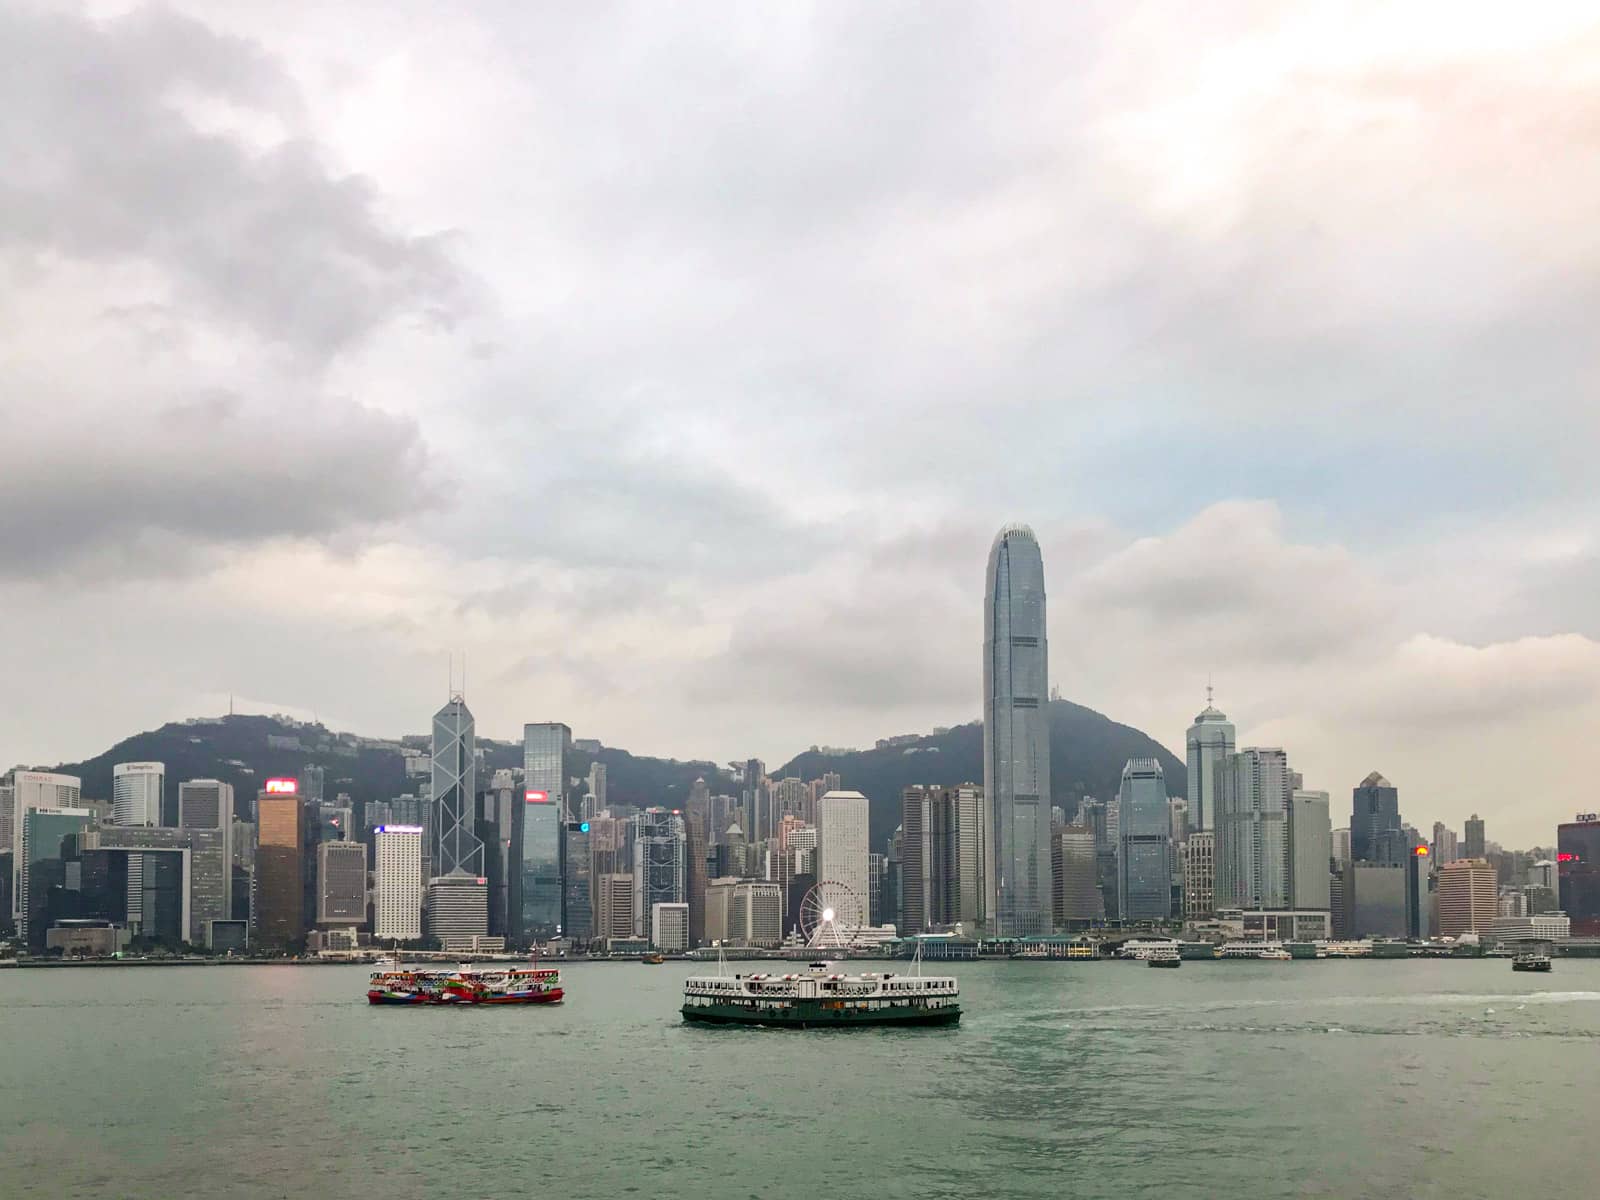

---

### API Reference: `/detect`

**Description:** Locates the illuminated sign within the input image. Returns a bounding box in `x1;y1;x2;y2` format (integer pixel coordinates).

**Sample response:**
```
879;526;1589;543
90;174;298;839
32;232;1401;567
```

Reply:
375;824;424;834
579;821;591;833
264;779;298;794
525;790;550;803
1558;852;1581;863
476;877;487;886
1414;845;1430;856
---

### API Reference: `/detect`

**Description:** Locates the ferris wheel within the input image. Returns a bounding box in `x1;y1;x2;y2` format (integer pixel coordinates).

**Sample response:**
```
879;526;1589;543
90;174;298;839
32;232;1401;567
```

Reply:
799;880;865;948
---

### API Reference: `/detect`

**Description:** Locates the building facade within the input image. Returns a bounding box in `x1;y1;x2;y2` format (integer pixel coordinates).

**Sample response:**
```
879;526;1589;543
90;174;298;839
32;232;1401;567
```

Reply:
520;721;571;943
317;840;367;927
1437;858;1498;938
983;523;1052;937
1185;694;1236;832
1117;759;1171;922
650;901;689;952
425;874;488;944
373;825;424;941
433;696;483;879
112;762;164;827
1287;789;1332;911
1214;748;1291;911
1182;831;1216;921
633;808;686;937
179;780;235;919
253;793;305;949
817;790;870;929
10;771;82;921
1051;825;1103;928
900;784;984;934
1558;817;1600;936
1350;772;1401;863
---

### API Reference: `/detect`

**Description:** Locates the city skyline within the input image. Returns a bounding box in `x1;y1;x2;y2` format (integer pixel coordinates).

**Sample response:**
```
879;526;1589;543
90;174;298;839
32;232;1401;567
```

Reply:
4;5;1597;852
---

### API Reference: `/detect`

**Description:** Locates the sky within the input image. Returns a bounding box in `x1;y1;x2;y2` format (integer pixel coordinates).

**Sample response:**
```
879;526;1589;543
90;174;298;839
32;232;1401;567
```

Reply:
3;2;1597;846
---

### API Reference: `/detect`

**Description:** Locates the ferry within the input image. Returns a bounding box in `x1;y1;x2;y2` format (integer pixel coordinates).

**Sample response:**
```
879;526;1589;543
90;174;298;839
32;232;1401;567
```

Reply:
1511;949;1552;973
367;962;564;1006
1146;946;1181;968
641;953;666;965
682;960;959;1028
1217;941;1292;961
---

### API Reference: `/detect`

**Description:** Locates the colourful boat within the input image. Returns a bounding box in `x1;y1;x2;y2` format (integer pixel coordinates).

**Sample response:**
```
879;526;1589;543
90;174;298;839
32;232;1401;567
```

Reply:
367;963;564;1006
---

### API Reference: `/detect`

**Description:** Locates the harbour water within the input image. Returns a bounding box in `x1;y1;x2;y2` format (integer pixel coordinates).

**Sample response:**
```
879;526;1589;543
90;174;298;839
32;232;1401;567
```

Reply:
3;959;1596;1199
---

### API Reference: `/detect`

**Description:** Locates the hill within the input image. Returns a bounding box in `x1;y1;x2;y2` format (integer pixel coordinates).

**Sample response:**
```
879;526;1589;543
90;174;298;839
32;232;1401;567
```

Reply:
47;700;1183;848
777;699;1186;847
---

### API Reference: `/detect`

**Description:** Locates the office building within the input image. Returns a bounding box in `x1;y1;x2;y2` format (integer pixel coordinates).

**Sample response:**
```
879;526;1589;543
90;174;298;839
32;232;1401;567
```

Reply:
1117;759;1171;922
817;790;870;929
1350;772;1401;863
1214;748;1291;911
9;772;82;921
684;805;708;947
1332;828;1351;867
432;695;483;878
900;784;984;934
520;721;571;944
1437;858;1498;938
317;840;367;927
19;807;93;949
742;759;766;844
562;821;593;944
1287;789;1332;911
425;874;488;944
373;825;424;941
112;762;164;827
254;792;305;949
1169;797;1190;845
983;523;1052;937
1490;912;1571;943
634;808;686;937
1350;862;1407;938
1051;825;1103;928
705;877;783;948
586;762;607;818
1182;831;1216;921
179;780;235;919
650;901;689;952
1185;691;1236;832
1431;822;1459;864
595;872;635;941
82;824;227;946
1463;814;1486;860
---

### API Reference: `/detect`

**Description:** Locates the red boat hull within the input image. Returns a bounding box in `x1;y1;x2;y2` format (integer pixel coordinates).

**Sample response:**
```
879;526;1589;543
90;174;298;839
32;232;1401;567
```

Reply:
367;988;564;1006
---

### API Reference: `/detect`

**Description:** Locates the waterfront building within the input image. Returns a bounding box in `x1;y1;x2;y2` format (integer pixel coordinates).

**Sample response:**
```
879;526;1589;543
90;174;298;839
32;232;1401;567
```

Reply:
1184;691;1236;832
1431;822;1459;864
983;523;1052;937
1350;862;1407;938
1051;825;1103;928
817;790;871;927
1350;772;1401;863
179;780;235;919
650;901;689;952
1287;790;1332;911
1214;748;1291;911
1490;912;1571;943
254;791;305;949
433;695;483;878
520;721;570;943
80;824;227;947
1182;831;1216;921
112;762;164;827
9;772;82;921
900;784;984;934
373;825;423;941
19;807;93;949
1117;759;1170;922
633;808;686;937
1215;908;1332;942
425;874;489;944
1464;813;1486;860
1437;858;1498;938
317;840;367;927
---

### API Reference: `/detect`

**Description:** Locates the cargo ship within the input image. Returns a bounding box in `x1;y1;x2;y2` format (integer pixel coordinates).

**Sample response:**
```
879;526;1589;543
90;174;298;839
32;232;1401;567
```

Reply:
367;962;564;1006
682;960;959;1028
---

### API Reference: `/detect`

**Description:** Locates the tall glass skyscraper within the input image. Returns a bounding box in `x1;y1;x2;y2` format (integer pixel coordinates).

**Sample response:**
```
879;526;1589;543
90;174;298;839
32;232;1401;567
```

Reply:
1117;759;1171;921
520;722;570;943
1350;771;1401;863
431;696;483;877
1214;748;1292;910
983;523;1051;937
1185;693;1235;832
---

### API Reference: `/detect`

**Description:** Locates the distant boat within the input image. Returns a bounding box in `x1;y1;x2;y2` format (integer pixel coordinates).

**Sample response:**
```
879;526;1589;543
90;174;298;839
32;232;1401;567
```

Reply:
1511;949;1552;973
1146;947;1181;969
641;953;666;965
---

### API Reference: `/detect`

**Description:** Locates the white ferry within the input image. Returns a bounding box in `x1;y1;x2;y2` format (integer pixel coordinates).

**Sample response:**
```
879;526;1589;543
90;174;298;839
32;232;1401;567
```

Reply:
682;960;960;1028
1217;941;1293;961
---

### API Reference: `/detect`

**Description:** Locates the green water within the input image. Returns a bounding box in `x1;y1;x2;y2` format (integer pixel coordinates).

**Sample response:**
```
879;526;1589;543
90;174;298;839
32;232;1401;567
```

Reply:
2;960;1596;1198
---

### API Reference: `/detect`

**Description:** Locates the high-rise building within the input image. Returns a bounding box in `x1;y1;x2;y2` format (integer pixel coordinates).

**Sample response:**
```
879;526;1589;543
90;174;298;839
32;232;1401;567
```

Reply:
1288;789;1332;911
10;771;82;921
317;840;367;927
178;780;235;920
425;874;488;945
18;806;93;949
1214;748;1291;911
650;901;689;952
742;759;766;844
1463;814;1486;860
432;696;483;878
706;877;784;948
80;824;227;947
253;792;305;949
1350;862;1407;938
983;523;1052;937
587;762;608;817
112;762;164;827
1051;826;1104;928
1558;816;1600;936
1431;822;1459;864
899;784;984;934
817;791;870;929
1437;858;1498;938
373;825;423;941
634;808;686;937
562;821;593;944
520;721;571;944
1185;692;1236;832
1117;759;1170;922
1332;828;1351;866
0;781;13;856
1350;772;1401;863
1182;831;1216;921
1169;797;1190;845
595;872;635;942
684;806;708;947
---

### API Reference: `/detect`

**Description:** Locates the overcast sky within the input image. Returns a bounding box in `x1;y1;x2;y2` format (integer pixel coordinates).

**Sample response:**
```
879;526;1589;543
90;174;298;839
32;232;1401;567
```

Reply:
4;2;1597;844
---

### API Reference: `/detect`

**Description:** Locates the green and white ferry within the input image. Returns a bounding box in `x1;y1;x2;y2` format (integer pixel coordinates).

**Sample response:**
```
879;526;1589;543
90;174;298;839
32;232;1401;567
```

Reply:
682;960;961;1028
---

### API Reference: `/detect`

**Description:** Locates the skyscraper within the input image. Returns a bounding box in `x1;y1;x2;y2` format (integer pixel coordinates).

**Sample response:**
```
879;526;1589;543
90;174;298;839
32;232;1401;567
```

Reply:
316;840;367;927
373;824;423;941
521;721;571;944
432;695;482;877
1463;813;1486;860
743;759;766;843
1350;772;1401;863
112;762;164;827
1182;831;1215;920
817;790;870;929
633;808;686;937
254;792;305;949
1051;825;1104;928
983;523;1052;937
1431;822;1459;864
899;784;984;934
1214;748;1292;910
1117;759;1171;922
179;779;236;920
1287;789;1332;911
1557;816;1600;936
1185;692;1236;832
562;822;593;943
1437;858;1497;937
